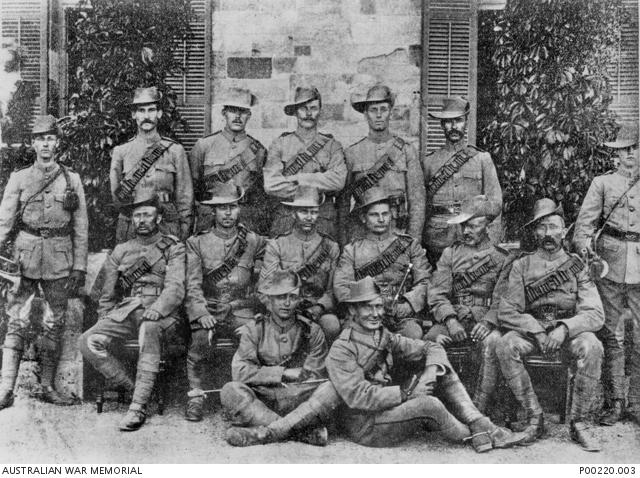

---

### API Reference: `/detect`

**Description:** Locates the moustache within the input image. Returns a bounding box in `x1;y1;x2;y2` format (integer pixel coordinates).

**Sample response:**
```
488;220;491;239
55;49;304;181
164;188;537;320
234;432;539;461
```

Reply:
540;236;558;246
446;129;464;137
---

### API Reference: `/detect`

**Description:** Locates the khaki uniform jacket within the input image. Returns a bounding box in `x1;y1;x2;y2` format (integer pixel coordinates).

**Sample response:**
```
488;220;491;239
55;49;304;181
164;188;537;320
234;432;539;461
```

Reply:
422;142;502;250
326;324;450;412
498;249;604;338
573;169;640;284
232;313;328;385
185;226;266;323
334;231;432;313
110;133;193;237
338;134;426;245
188;129;266;201
260;229;340;312
97;232;186;322
0;162;88;279
428;237;511;325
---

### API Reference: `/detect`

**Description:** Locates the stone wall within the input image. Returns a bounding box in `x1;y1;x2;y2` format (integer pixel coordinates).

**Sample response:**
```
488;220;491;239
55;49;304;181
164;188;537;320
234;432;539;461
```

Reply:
210;0;423;150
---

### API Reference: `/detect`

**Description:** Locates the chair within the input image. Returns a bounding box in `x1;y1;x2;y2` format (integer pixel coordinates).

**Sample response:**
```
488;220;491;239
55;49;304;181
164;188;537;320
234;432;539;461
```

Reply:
444;343;479;392
522;354;574;423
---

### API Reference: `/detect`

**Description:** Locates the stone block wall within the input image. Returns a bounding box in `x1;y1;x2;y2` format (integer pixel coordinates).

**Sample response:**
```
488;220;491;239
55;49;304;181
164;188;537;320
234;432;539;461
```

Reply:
210;0;422;151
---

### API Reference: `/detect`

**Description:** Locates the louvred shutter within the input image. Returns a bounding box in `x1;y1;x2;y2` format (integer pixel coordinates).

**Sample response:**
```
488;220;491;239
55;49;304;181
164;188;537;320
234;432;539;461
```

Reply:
609;0;638;125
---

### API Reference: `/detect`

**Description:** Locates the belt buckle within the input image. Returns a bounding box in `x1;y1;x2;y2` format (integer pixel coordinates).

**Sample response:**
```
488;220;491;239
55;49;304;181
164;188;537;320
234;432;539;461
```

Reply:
456;294;473;307
537;305;556;324
39;228;51;238
626;231;639;241
450;204;462;215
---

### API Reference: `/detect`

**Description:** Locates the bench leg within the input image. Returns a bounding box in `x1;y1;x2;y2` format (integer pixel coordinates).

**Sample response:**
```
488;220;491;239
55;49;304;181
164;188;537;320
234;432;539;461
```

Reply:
96;375;105;414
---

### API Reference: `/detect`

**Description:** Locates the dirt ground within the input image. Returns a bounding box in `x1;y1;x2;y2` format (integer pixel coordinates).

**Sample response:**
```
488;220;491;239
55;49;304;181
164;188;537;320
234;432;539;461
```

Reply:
0;390;638;465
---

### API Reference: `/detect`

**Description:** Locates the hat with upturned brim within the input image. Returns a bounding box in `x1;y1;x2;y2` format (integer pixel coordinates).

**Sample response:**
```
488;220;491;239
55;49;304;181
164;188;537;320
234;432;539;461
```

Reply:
31;115;59;136
428;96;470;119
222;88;258;110
200;182;245;206
351;84;396;114
522;198;564;229
281;186;324;208
603;122;639;149
131;86;162;105
118;190;163;216
447;195;501;225
343;276;382;303
258;270;301;296
284;86;321;116
353;187;392;213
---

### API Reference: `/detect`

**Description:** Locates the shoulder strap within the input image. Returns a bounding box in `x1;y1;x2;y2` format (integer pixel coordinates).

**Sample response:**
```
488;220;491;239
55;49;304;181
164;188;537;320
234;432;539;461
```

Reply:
426;146;478;198
204;225;249;284
114;142;171;202
354;235;413;280
282;134;331;176
17;166;65;225
452;253;498;293
119;236;176;290
295;236;331;281
524;255;584;304
202;140;261;188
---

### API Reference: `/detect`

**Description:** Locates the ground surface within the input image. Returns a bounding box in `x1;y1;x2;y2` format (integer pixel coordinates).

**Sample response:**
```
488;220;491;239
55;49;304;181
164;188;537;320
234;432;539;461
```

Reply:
0;392;638;464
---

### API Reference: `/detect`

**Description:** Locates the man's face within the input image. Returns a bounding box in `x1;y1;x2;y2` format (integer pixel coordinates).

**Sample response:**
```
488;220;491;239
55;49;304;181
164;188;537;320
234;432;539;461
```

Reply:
269;290;300;320
213;203;240;229
295;99;321;130
33;133;58;165
351;296;385;331
615;144;639;171
222;106;251;133
442;116;467;144
534;214;566;253
132;206;161;236
293;207;319;233
362;203;391;235
461;216;490;247
132;103;162;133
365;102;391;133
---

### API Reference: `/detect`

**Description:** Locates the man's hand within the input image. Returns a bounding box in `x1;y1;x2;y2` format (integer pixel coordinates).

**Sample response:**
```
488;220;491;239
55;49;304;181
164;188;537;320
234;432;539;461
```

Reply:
66;270;86;295
306;305;324;321
393;300;414;319
282;368;302;382
412;379;436;397
280;181;299;198
198;314;217;330
535;332;549;353
434;334;452;347
445;317;468;343
142;308;161;321
470;321;494;342
546;324;568;353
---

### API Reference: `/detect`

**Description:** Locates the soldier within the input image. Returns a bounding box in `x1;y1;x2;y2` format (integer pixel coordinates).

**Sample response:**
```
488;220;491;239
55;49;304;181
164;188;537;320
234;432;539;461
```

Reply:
497;198;605;451
110;86;193;243
188;88;268;234
425;195;511;414
338;84;425;246
326;276;526;452
263;86;346;239
79;192;185;431
334;187;432;340
422;97;502;266
260;186;341;343
573;122;640;426
0;115;88;409
184;182;266;422
220;270;341;447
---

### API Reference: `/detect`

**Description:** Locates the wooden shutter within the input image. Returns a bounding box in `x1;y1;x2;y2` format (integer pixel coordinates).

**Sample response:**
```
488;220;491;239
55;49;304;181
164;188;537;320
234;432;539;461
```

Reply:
421;0;478;152
166;0;211;152
609;0;639;124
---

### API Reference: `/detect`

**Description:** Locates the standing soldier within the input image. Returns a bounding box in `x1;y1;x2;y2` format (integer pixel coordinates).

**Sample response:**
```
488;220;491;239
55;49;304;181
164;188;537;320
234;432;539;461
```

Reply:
497;199;604;451
184;183;266;422
263;86;346;239
0;115;88;409
338;84;425;246
79;193;185;431
333;187;432;340
573;122;640;427
110;86;193;242
220;270;341;447
422;97;502;266
188;88;268;234
425;195;511;414
259;186;341;343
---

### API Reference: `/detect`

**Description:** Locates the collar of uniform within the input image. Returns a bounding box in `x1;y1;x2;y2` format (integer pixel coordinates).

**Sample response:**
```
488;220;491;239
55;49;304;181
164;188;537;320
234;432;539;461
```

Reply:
212;225;238;240
365;230;391;241
222;127;247;143
367;130;392;144
444;140;465;152
536;247;566;262
616;165;639;179
293;226;318;242
350;322;384;341
135;231;163;246
136;130;161;145
33;161;59;175
473;236;492;251
269;312;297;332
294;127;318;144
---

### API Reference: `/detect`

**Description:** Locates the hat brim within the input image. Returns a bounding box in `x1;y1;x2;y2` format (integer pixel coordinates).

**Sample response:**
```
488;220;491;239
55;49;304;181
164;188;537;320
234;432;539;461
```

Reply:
284;95;319;116
353;196;391;213
31;128;58;136
428;109;470;120
281;194;325;208
258;284;300;296
351;97;396;114
200;187;245;205
522;205;563;229
117;199;163;215
604;139;638;149
343;290;381;303
447;212;496;225
223;95;257;110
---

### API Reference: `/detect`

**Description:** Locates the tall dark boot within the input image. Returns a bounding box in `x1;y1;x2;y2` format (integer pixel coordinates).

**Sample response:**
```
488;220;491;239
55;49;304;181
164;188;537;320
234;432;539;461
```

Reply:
600;372;625;426
0;348;22;410
120;369;157;431
38;340;76;406
505;370;544;443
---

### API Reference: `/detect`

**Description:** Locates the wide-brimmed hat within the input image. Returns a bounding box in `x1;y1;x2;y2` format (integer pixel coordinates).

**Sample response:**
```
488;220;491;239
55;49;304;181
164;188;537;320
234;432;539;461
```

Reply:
284;86;321;116
131;86;162;105
281;186;324;208
523;198;564;228
604;122;639;149
258;270;301;296
119;190;162;215
353;187;392;213
343;276;381;303
31;115;59;136
200;182;245;205
351;84;396;114
222;88;258;110
447;195;500;225
428;96;470;119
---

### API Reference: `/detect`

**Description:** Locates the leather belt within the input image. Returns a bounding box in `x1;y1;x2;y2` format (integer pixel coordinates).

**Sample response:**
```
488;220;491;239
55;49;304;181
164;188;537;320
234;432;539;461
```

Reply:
130;284;162;297
453;294;492;307
602;224;640;242
431;202;462;216
533;305;573;327
21;224;72;238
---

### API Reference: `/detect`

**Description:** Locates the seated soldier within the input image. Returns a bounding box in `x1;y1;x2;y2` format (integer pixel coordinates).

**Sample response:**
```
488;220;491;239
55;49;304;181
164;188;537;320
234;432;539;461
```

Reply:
334;187;432;339
425;195;513;413
79;192;185;431
497;198;605;451
221;270;341;447
184;182;266;422
326;277;526;452
260;186;340;343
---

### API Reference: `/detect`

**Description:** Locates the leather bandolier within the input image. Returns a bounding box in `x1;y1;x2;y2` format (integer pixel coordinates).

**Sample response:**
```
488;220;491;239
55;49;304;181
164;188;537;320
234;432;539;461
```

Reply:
524;255;584;304
426;147;478;198
203;225;249;288
202;140;261;190
118;235;176;291
452;253;498;294
354;235;413;281
281;135;331;176
347;137;405;201
115;142;171;202
349;330;393;385
296;236;331;282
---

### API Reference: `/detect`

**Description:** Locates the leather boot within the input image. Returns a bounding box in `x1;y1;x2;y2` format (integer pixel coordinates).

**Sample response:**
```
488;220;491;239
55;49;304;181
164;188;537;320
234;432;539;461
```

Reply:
0;348;22;411
522;413;545;443
225;425;275;447
40;386;77;406
467;416;529;453
600;400;624;426
571;421;601;452
294;426;329;447
185;390;205;422
625;405;640;425
130;369;157;409
119;404;147;432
